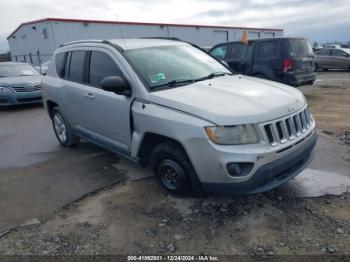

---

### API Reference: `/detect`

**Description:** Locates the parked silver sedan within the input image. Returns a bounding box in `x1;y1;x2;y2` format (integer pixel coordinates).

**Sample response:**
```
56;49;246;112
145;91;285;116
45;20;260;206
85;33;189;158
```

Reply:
0;62;42;107
315;48;350;70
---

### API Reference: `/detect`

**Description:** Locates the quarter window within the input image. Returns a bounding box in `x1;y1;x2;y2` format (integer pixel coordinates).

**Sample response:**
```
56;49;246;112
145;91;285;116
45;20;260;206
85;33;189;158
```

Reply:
55;52;66;78
257;41;279;58
89;51;123;87
69;51;86;83
210;45;229;59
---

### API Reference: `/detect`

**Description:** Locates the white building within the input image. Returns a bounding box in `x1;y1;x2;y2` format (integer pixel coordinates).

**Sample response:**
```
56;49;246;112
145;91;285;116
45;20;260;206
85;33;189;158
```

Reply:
7;18;283;65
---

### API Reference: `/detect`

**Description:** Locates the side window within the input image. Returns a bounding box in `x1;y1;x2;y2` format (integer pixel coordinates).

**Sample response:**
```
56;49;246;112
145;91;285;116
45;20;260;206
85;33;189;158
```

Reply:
89;51;123;87
55;52;66;78
257;41;279;59
317;49;330;56
331;49;347;57
210;45;229;59
229;43;247;60
69;50;86;83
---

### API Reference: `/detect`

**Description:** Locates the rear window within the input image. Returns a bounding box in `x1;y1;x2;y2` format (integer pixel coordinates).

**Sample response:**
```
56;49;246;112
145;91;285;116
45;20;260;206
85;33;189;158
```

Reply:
69;51;86;83
289;39;313;57
229;43;247;60
316;49;330;55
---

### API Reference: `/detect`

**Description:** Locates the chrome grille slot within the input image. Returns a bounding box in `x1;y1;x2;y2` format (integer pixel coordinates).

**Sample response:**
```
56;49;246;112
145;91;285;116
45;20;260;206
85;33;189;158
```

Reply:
262;108;313;147
299;112;306;131
12;85;42;92
276;121;287;143
264;124;274;144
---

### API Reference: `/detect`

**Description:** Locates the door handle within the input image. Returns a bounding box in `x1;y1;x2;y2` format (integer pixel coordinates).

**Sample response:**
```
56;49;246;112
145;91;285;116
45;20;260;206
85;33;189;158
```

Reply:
84;93;95;100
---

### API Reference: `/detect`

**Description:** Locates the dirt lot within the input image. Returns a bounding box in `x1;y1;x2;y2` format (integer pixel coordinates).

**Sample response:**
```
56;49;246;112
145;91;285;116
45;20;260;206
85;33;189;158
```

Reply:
0;71;350;258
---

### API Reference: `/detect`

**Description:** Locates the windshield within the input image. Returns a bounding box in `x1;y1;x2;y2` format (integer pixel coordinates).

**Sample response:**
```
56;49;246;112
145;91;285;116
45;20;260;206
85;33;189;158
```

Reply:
0;63;40;77
288;39;313;57
125;45;231;90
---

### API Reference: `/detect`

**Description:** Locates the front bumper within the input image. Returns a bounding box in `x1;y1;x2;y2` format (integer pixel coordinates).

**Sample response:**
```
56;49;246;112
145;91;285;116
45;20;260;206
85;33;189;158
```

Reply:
200;132;317;195
0;91;42;106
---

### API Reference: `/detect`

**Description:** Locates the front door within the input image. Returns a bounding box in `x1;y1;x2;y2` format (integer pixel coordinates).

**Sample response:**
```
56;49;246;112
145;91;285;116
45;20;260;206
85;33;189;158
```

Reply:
79;49;132;154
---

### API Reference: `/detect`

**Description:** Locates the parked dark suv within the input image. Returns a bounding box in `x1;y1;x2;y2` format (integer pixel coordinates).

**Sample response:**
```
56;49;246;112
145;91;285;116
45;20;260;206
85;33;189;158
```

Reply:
209;37;316;87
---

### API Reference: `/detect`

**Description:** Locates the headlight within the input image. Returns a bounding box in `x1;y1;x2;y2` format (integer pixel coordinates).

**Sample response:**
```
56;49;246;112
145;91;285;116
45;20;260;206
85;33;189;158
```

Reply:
205;125;259;145
0;87;12;93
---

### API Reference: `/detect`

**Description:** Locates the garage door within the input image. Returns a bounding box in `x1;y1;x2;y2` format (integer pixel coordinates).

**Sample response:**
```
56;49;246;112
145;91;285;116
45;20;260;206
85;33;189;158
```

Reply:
264;32;275;38
213;30;228;44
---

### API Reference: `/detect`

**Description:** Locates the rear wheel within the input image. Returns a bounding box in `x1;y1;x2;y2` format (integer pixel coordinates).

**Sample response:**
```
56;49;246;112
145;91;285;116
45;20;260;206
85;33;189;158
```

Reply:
51;107;79;147
150;142;203;196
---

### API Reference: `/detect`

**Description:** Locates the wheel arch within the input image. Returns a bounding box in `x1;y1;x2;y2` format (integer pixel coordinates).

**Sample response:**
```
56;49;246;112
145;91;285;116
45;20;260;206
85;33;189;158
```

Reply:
137;132;205;196
46;100;59;118
137;132;186;167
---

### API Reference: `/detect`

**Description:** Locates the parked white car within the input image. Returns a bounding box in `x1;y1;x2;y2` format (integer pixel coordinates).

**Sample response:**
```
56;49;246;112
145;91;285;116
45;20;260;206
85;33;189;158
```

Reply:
42;39;317;196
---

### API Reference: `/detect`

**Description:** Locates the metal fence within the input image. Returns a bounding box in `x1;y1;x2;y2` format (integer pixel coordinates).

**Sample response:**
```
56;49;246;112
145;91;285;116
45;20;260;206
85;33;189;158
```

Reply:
0;53;11;62
10;51;52;67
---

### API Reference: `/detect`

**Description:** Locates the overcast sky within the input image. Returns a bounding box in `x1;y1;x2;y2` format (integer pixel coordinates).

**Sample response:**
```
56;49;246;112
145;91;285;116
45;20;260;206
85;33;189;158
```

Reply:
1;0;350;52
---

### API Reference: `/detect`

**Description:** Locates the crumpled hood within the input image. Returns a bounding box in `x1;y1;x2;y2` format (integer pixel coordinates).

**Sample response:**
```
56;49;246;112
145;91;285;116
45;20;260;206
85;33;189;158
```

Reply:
0;75;42;86
148;75;306;125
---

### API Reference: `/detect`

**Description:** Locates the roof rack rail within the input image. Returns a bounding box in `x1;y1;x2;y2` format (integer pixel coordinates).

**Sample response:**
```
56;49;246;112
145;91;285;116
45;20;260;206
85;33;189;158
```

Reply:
139;37;182;41
58;39;124;52
59;39;104;48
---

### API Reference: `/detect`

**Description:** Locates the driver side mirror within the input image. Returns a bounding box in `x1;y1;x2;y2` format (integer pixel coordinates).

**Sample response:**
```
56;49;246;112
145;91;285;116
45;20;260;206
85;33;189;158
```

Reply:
101;76;131;96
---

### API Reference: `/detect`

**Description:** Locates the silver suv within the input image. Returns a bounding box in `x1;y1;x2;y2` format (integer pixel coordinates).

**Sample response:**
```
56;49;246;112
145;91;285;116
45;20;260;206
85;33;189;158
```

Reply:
42;39;317;196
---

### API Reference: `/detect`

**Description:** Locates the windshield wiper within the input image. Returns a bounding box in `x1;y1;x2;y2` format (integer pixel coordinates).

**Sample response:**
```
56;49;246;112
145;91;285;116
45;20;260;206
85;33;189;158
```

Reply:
150;79;195;90
194;71;233;82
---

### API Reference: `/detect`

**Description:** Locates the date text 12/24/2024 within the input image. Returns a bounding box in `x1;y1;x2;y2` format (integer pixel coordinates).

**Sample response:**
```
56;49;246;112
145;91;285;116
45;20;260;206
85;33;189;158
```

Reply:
127;255;219;261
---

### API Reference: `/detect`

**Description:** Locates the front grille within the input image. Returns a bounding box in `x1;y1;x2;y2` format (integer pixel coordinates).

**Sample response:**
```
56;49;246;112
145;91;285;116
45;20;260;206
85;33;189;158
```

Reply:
11;85;42;92
263;108;313;146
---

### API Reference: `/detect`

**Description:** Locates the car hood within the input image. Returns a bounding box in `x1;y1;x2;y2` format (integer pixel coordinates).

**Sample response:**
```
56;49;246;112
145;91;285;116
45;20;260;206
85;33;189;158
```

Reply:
148;75;306;125
0;75;42;86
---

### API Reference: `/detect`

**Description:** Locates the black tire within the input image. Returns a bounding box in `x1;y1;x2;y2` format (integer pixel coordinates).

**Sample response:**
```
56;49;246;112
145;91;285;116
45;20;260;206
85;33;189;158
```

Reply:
149;142;203;196
51;107;79;147
314;63;318;72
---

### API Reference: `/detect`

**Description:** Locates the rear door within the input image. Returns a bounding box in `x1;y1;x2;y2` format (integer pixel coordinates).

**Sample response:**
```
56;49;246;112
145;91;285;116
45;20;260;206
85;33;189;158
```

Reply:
315;49;332;68
252;40;281;80
225;42;252;74
60;49;90;127
330;49;349;69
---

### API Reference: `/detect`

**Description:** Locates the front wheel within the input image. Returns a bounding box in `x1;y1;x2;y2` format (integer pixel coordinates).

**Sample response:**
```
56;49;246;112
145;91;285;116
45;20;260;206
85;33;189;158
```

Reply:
150;142;203;196
51;107;79;147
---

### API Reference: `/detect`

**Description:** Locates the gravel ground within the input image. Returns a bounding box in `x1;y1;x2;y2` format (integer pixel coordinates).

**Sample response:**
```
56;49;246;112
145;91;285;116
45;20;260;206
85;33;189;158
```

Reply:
0;179;349;256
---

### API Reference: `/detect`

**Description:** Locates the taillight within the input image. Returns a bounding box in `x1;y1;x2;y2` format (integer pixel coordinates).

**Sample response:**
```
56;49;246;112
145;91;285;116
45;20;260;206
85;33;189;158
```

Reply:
282;58;293;72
